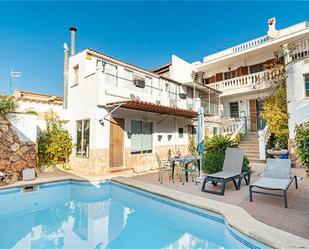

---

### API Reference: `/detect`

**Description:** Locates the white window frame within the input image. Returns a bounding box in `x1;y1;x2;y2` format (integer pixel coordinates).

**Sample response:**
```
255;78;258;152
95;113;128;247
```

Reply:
76;119;90;158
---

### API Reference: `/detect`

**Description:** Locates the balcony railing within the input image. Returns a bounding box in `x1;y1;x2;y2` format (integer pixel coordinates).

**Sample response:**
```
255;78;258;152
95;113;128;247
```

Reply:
207;70;274;92
105;73;162;103
285;37;309;64
201;101;219;116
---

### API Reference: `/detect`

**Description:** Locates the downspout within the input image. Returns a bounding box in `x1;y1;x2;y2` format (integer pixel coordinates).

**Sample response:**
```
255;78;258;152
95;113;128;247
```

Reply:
63;43;69;109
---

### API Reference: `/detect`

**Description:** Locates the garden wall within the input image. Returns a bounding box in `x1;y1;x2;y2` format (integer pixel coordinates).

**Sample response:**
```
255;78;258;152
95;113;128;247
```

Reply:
0;115;38;184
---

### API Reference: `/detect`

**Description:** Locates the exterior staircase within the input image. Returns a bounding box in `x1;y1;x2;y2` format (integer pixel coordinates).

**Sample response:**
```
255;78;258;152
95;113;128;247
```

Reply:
239;132;262;163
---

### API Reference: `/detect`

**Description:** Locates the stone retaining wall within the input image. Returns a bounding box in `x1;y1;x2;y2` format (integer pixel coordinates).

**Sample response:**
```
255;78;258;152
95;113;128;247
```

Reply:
0;116;38;184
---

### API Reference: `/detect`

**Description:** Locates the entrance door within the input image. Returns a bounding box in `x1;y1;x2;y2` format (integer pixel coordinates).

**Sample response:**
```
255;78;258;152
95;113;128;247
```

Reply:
257;99;266;130
249;100;257;132
109;118;125;167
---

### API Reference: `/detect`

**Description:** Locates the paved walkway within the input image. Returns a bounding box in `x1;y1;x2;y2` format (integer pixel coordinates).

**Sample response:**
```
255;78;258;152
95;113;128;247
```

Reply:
132;163;309;240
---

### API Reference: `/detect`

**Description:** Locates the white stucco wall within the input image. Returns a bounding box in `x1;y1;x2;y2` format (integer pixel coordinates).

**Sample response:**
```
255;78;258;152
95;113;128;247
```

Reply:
286;59;309;138
9;113;37;142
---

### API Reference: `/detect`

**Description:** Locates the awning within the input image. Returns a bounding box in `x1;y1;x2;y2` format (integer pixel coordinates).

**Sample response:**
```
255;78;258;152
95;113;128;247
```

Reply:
105;100;198;118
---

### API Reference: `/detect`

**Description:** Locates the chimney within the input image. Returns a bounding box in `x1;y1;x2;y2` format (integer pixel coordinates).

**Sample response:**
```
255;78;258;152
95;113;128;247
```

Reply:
267;17;278;39
63;43;69;109
69;27;77;56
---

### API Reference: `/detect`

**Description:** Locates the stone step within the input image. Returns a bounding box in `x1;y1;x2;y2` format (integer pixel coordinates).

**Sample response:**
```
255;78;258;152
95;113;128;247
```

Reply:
241;148;260;153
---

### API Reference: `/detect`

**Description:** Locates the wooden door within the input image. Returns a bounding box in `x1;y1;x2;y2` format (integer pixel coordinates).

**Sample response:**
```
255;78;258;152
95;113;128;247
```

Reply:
109;118;125;167
249;100;257;132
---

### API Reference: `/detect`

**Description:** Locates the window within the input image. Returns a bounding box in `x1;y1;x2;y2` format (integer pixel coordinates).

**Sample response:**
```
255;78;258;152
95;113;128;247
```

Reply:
131;121;153;154
229;102;239;118
76;119;90;158
105;63;118;86
178;128;184;138
169;82;178;106
73;65;79;85
124;69;133;81
304;74;309;98
145;77;152;94
249;64;264;74
224;71;236;80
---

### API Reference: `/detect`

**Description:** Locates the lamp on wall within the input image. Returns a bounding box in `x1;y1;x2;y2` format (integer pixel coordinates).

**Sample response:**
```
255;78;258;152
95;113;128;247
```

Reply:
158;135;162;141
127;131;132;139
99;119;104;126
167;135;172;141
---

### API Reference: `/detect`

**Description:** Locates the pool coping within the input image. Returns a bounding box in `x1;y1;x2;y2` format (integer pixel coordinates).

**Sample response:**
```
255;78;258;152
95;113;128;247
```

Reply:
112;177;309;249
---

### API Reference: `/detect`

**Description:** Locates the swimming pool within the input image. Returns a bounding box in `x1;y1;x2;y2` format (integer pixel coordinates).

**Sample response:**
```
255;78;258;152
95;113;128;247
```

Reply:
0;180;269;249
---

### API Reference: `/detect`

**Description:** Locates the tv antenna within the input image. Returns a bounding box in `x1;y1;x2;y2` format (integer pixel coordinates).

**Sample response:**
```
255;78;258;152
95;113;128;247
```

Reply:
9;70;21;94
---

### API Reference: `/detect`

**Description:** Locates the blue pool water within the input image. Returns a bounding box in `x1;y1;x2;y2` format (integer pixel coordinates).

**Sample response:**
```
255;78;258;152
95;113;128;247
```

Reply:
0;181;269;249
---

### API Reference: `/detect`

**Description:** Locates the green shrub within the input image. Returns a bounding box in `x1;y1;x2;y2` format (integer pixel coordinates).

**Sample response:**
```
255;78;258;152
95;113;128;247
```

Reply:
0;95;18;116
206;135;238;153
295;122;309;171
38;112;72;168
202;134;250;174
202;150;250;174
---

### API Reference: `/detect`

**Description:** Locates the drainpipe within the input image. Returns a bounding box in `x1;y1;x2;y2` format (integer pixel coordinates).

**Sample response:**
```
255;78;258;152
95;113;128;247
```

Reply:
63;43;69;109
69;27;77;56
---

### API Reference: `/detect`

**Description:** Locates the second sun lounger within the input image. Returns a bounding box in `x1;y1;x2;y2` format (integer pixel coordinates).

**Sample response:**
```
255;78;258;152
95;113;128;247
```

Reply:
201;148;245;195
249;158;298;208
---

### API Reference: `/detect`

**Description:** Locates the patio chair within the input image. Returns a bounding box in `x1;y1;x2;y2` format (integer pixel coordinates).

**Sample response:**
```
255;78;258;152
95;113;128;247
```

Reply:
249;159;298;208
156;153;174;184
201;148;244;195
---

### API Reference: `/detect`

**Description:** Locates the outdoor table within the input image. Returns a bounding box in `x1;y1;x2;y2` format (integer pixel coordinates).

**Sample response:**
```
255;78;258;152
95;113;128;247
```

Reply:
170;155;202;182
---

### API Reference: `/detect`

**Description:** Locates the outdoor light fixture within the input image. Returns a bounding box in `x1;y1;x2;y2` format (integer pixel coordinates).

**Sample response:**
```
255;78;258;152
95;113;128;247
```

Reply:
158;135;162;141
127;131;132;139
168;135;172;141
99;119;104;126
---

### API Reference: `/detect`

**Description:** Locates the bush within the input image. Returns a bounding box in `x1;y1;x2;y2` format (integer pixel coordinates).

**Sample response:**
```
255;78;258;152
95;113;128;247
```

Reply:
202;150;250;174
202;135;250;174
0;95;18;116
295;122;309;171
206;135;238;153
38;112;72;168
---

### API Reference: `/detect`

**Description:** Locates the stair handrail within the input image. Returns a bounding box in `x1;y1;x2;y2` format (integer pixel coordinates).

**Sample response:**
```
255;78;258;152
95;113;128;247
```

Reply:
231;122;244;140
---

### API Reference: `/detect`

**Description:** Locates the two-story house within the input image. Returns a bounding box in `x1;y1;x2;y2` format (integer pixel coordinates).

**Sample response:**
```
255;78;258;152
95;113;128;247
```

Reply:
158;18;309;162
63;29;219;174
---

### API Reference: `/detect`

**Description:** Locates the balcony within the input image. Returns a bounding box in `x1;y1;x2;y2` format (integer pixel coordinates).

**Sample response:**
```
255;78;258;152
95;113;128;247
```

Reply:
285;37;309;65
207;70;274;96
104;73;162;104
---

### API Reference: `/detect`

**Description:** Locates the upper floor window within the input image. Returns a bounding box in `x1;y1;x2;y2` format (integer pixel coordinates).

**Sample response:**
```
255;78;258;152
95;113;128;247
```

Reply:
73;65;79;86
187;87;194;98
124;69;133;81
229;102;239;118
145;77;152;94
105;63;118;86
304;74;309;98
76;119;90;158
249;63;264;74
224;71;236;80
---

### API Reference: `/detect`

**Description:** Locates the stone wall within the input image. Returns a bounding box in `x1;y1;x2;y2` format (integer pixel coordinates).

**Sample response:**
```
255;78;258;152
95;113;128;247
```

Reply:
0;116;38;184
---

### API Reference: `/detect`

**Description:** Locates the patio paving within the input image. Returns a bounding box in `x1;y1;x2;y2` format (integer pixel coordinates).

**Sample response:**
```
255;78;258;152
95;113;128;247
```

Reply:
132;162;309;240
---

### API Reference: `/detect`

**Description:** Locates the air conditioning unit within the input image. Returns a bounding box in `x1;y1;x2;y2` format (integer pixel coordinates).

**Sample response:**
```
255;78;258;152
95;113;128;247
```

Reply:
133;78;145;88
179;93;187;99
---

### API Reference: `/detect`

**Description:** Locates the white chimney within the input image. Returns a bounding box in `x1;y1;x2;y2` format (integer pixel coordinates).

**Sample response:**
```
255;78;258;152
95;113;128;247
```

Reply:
69;27;77;56
63;43;69;109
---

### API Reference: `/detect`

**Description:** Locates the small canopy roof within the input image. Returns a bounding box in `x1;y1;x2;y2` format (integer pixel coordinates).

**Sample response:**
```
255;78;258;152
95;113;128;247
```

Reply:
105;100;198;118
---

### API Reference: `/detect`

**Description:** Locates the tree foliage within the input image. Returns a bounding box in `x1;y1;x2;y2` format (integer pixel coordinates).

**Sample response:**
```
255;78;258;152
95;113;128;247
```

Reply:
0;95;18;116
38;112;72;168
260;62;289;149
295;122;309;170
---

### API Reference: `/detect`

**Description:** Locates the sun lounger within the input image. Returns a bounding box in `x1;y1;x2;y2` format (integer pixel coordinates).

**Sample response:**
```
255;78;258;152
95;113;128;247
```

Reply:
249;158;298;208
201;148;245;195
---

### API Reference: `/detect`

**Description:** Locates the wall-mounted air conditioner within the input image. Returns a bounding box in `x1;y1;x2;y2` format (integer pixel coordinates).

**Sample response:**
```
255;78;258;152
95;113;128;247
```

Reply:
179;93;187;99
133;78;145;88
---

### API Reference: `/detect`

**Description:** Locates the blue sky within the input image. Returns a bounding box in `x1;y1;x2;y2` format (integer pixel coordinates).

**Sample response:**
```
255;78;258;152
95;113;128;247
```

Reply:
0;1;308;96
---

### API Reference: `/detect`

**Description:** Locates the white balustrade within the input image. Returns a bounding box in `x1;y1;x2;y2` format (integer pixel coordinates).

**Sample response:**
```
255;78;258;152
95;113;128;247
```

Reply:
207;70;274;92
221;117;243;135
232;35;269;53
285;37;309;64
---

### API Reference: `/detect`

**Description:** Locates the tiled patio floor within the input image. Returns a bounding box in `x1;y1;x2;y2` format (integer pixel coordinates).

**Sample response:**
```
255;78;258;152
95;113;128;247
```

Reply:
132;163;309;240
